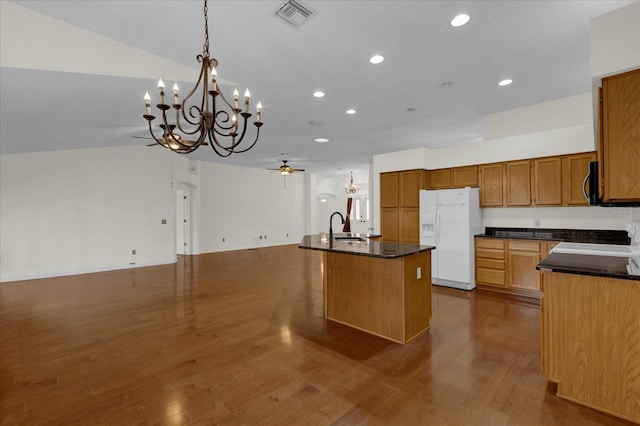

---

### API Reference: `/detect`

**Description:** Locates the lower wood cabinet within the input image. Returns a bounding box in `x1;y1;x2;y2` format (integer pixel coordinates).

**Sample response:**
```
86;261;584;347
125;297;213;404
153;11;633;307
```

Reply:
541;271;640;423
475;237;560;299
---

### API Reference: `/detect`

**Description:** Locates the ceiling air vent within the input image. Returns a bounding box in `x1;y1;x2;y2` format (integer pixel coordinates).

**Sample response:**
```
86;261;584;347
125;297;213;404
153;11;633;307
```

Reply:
276;0;315;28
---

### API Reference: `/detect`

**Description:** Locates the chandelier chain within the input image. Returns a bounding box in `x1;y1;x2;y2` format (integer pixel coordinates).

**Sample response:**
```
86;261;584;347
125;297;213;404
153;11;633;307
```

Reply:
203;0;209;56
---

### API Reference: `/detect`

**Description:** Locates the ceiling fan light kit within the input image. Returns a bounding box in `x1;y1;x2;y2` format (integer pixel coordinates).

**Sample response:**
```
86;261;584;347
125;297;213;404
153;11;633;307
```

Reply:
142;0;263;156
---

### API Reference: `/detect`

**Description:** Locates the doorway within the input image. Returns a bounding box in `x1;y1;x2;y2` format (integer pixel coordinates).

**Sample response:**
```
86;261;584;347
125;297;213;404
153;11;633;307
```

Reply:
176;189;191;255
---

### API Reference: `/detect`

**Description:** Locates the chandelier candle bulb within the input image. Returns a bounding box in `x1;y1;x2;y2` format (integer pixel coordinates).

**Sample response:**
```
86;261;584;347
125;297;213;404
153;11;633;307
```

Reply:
244;88;250;113
157;79;166;104
173;83;179;104
233;89;239;109
144;91;151;115
211;67;217;91
257;101;262;122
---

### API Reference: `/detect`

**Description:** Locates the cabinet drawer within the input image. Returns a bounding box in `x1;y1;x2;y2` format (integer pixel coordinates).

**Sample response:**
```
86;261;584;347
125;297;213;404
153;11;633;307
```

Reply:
508;240;540;252
476;248;505;260
476;268;506;286
476;258;505;270
475;238;505;250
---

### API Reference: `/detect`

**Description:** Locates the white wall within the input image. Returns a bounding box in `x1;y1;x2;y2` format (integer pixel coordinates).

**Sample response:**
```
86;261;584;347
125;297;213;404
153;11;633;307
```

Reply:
590;1;640;79
0;146;176;282
0;146;308;283
197;162;305;253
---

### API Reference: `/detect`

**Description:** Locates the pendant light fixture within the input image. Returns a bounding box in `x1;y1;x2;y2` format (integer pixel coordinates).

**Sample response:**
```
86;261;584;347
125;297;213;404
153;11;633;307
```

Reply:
345;171;359;194
142;0;263;155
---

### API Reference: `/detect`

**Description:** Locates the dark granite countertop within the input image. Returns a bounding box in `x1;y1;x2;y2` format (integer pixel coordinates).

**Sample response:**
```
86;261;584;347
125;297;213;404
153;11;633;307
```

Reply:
299;234;434;259
476;227;630;244
537;253;639;281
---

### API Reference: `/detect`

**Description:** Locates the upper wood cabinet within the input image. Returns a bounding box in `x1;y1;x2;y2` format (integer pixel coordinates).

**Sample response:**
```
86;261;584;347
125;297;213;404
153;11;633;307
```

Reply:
562;152;596;206
599;69;640;203
505;160;531;206
479;163;505;207
533;157;562;206
452;166;479;187
380;173;399;208
428;166;478;190
427;169;451;189
399;170;426;207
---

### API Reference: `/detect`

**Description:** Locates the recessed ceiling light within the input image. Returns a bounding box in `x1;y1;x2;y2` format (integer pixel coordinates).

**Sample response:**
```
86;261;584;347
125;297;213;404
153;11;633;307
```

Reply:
346;109;356;115
320;198;327;203
451;14;470;27
498;79;513;86
313;91;325;98
370;55;384;64
314;137;329;143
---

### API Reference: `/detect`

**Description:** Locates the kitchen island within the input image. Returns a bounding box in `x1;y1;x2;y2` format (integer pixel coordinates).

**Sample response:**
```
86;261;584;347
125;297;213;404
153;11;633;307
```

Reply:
299;234;435;344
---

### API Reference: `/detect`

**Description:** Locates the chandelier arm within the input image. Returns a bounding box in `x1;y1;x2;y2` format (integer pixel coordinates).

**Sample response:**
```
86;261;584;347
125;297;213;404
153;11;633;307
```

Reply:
177;56;209;128
160;109;206;151
219;126;261;154
206;130;234;157
146;120;195;154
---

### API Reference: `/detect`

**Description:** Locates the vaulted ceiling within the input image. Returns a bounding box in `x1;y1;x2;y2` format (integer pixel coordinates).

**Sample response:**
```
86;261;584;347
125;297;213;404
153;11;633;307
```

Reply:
0;1;633;177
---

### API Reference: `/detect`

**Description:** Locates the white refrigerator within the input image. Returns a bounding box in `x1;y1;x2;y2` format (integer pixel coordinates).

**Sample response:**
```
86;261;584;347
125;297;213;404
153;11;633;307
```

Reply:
419;187;482;290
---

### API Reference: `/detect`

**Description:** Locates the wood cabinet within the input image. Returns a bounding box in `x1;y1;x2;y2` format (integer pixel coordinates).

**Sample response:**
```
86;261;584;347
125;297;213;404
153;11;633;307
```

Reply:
427;169;451;189
505;160;532;206
452;165;479;187
428;166;478;190
506;240;540;291
475;237;559;298
380;169;427;243
599;69;640;203
479;163;504;207
475;237;506;287
562;152;596;206
533;156;562;205
540;271;640;423
380;173;399;207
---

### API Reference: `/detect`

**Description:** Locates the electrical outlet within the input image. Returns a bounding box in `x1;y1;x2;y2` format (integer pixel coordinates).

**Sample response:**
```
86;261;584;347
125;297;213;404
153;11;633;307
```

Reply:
417;267;422;280
222;238;225;242
132;249;136;255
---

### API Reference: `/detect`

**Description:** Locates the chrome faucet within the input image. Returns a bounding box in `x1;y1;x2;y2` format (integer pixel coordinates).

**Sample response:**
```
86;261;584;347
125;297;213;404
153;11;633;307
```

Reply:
329;211;345;242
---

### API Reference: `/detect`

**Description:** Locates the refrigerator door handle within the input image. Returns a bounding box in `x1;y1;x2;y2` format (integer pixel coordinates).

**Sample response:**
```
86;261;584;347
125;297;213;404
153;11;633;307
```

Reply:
438;201;466;206
435;206;440;244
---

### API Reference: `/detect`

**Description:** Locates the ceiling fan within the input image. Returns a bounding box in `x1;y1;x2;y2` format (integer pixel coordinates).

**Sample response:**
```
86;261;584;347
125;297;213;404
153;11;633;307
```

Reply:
267;160;305;175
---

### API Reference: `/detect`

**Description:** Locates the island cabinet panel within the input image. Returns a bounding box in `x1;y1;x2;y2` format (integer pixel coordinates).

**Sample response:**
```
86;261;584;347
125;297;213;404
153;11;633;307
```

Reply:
541;271;640;423
562;152;596;206
533;157;562;205
452;165;479;188
505;160;532;206
325;250;431;344
479;163;505;207
427;169;451;189
600;68;640;203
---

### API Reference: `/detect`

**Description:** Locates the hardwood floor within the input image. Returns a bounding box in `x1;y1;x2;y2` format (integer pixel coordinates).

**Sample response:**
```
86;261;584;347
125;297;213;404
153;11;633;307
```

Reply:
0;245;634;425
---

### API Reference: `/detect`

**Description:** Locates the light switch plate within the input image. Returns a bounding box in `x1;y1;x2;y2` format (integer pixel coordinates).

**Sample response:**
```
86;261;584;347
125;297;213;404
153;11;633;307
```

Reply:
417;267;422;280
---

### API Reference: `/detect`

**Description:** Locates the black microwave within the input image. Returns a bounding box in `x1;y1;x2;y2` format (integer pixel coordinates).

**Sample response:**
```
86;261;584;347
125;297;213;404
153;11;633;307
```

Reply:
584;161;640;206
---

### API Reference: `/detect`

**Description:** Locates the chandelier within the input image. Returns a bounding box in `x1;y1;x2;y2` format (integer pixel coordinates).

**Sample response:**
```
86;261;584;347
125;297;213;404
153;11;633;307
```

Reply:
345;172;359;194
142;0;263;155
